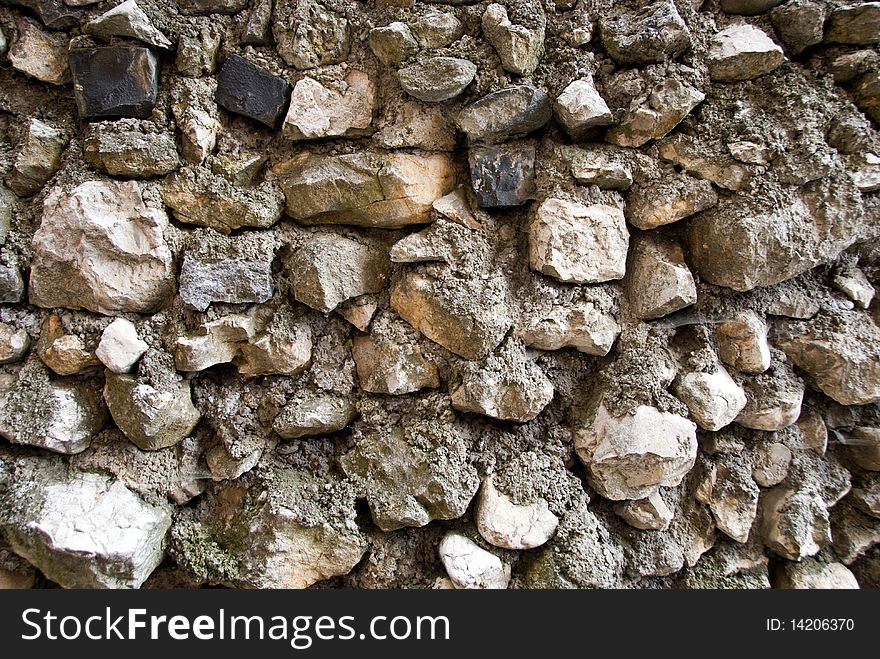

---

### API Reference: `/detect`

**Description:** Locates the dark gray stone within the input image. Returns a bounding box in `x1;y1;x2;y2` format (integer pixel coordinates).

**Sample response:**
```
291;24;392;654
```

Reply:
177;0;248;14
1;0;83;31
457;85;552;145
215;54;291;129
178;251;273;312
720;0;785;15
69;47;159;121
469;144;536;208
0;265;24;303
599;1;691;65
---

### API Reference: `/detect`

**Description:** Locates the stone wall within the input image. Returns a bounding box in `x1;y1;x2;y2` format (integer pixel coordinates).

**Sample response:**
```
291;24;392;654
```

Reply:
0;0;879;590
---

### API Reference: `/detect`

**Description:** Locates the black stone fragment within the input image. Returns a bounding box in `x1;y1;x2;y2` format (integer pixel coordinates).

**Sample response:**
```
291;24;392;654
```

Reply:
215;54;291;129
1;0;83;31
69;47;159;121
469;144;537;208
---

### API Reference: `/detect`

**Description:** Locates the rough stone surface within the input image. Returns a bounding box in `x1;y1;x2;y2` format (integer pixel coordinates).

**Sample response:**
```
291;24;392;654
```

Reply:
273;393;356;439
553;75;612;139
96;319;148;374
775;559;859;589
215;54;291;128
439;532;510;589
626;174;717;230
398;57;476;103
825;3;880;45
457;85;552;144
283;71;374;140
69;47;159;120
625;232;697;320
614;491;673;531
0;323;30;365
708;25;785;82
475;474;559;550
469;144;536;208
674;365;747;432
368;22;418;66
481;3;544;76
716;311;772;375
736;361;804;431
273;0;350;70
7;118;66;198
770;1;825;55
8;17;70;85
761;486;831;560
84;121;180;178
599;1;691;65
606;78;704;148
353;321;439;396
84;0;172;49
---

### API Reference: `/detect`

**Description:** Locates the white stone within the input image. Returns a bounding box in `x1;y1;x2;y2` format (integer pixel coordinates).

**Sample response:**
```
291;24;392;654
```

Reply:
708;24;785;82
832;266;875;309
439;532;510;589
761;486;830;560
273;393;357;439
96;318;149;374
553;75;612;138
475;475;559;550
674;365;747;431
529;198;628;284
283;71;374;141
6;118;66;197
626;233;697;320
174;314;255;372
519;300;620;356
613;491;673;531
716;311;772;374
0;323;29;364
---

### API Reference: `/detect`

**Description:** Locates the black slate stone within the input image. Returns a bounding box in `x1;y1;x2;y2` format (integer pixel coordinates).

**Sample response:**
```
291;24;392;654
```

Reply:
215;54;291;129
2;0;83;31
469;144;537;208
69;47;159;121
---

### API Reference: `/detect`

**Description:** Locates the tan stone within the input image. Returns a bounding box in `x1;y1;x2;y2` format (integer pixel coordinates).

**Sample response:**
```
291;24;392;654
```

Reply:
283;71;374;140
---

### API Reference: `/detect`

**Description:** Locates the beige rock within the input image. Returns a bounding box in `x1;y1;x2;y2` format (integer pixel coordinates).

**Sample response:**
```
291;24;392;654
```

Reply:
174;314;255;372
9;18;70;85
275;152;455;228
832;502;880;564
0;567;35;589
847;427;880;472
6;118;66;197
716;311;771;374
613;491;673;531
336;295;378;332
41;335;98;376
761;486;830;560
439;532;510;589
708;24;785;82
175;25;221;77
674;365;747;431
529;198;628;284
659;134;751;191
273;393;357;439
776;560;859;589
519;298;620;356
481;3;544;76
352;332;439;395
410;12;463;49
832;266;875;309
397;57;477;103
374;100;458;151
235;308;313;377
736;364;804;431
0;323;29;364
368;22;418;67
752;442;793;488
625;173;717;230
567;145;633;190
626;233;697;321
574;402;698;501
606;79;704;148
475;475;559;550
283;71;374;140
851;479;880;519
432;189;480;230
795;408;828;455
84;0;172;49
696;459;759;543
84;121;180;178
171;78;221;165
553;75;612;138
96;318;148;374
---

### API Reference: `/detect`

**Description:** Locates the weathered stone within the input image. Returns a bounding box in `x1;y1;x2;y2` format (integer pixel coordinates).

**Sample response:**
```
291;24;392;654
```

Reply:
529;198;628;284
336;295;378;332
519;289;620;356
352;315;439;395
398;57;477;103
574;402;698;501
432;189;481;229
242;0;273;46
707;24;785;82
215;54;290;128
410;12;463;49
659;134;750;191
40;333;98;376
614;491;673;531
720;0;784;14
457;85;552;144
0;186;11;245
752;442;792;487
481;3;544;76
775;559;859;589
274;0;350;70
177;237;274;312
553;75;613;139
288;234;391;313
736;361;804;431
275;151;454;228
30;180;175;314
171;77;221;165
696;457;759;543
0;369;105;454
566;145;633;190
761;486;830;560
599;1;691;65
175;26;221;77
825;3;880;45
831;502;880;564
283;70;374;140
161;168;284;233
96;318;148;374
847;427;880;472
104;353;201;451
273;393;356;439
795;408;828;456
374;100;458;151
0;25;5;58
716;311;771;375
368;22;418;67
84;121;180;177
6;118;66;197
832;266;875;309
451;339;554;423
770;1;825;54
606;78;704;148
212;149;267;186
625;174;717;230
439;532;510;589
177;0;248;14
851;477;880;519
8;17;70;85
0;323;29;365
70;47;159;120
475;474;559;550
727;140;773;165
469;143;536;208
174;313;254;372
4;0;84;29
674;365;747;432
775;311;880;406
625;232;696;320
849;153;880;193
855;70;880;124
235;307;312;377
1;470;171;589
84;0;171;49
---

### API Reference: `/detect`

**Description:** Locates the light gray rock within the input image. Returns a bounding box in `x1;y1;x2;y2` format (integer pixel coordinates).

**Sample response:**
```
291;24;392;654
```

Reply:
439;532;510;589
174;314;254;372
481;3;544;76
716;311;772;374
0;265;25;303
234;306;313;377
614;491;673;531
457;85;552;144
708;24;785;82
553;75;613;139
736;361;804;431
696;457;759;543
625;173;717;230
274;0;350;70
752;442;792;487
368;22;418;67
674;364;747;432
566;145;633;190
84;121;180;178
7;118;66;197
761;486;830;560
352;320;439;395
625;232;697;320
398;57;477;103
273;393;357;439
599;0;691;65
606;78;704;148
518;288;620;356
170;78;221;165
846;427;880;473
283;71;374;140
96;318;148;374
0;323;29;365
475;474;559;550
775;559;859;589
84;0;172;49
175;25;221;77
410;12;463;48
242;0;273;46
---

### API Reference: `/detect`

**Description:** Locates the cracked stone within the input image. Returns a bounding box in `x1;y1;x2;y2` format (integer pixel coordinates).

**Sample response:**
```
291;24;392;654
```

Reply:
708;24;785;82
674;364;747;432
716;311;772;375
439;532;510;589
625;173;717;230
481;3;545;76
368;22;418;67
283;70;374;140
9;17;70;85
469;143;536;208
457;85;552;144
273;392;356;439
599;1;691;65
84;120;180;178
553;75;613;139
761;486;830;560
84;0;171;49
274;0;350;70
70;47;159;120
606;78;704;148
625;232;696;320
6;117;66;198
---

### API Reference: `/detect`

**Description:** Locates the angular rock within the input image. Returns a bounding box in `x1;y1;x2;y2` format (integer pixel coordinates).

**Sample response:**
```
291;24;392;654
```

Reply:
30;180;175;314
855;70;880;124
242;0;273;45
795;408;828;456
40;334;98;376
567;145;634;190
849;153;880;193
1;471;171;589
177;0;248;13
614;491;673;531
529;198;628;284
275;151;454;228
606;78;704;148
832;502;880;564
659;134;750;191
599;0;691;65
273;393;356;439
519;290;620;356
707;24;785;82
368;22;418;67
481;3;544;76
0;265;25;303
832;266;875;309
104;353;201;451
336;295;379;332
625;232;696;320
439;533;510;589
574;402;698;501
851;477;880;519
171;77;221;165
720;0;784;13
451;339;554;422
696;457;760;543
96;318;148;374
775;311;880;406
352;333;438;395
288;234;391;313
457;85;552;144
235;306;313;377
0;186;11;245
432;189;481;229
398;57;477;103
411;12;464;49
8;17;70;85
761;486;831;560
84;121;180;177
847;427;880;473
84;0;171;49
4;0;84;30
475;474;559;550
70;47;159;120
825;3;880;45
752;441;792;487
736;362;804;431
175;25;221;77
625;173;717;230
674;365;747;432
174;313;254;372
0;323;29;365
716;311;771;375
469;143;536;208
283;70;374;140
6;118;66;198
553;75;613;139
273;0;349;70
770;1;825;54
160;168;283;233
775;559;859;589
215;54;290;129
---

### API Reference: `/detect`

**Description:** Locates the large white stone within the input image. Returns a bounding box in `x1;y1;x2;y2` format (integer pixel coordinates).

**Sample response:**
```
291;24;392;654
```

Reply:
475;475;559;550
283;71;374;140
96;318;149;374
626;233;697;320
553;75;612;138
439;532;510;589
674;365;747;431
